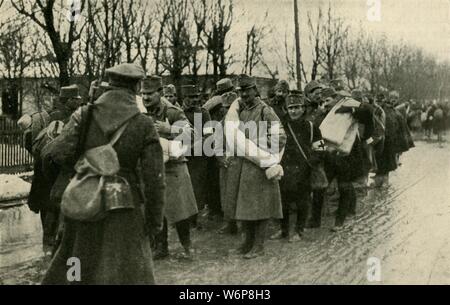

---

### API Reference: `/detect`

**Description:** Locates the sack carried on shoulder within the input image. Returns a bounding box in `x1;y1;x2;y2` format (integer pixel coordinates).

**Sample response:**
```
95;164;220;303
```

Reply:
61;121;134;222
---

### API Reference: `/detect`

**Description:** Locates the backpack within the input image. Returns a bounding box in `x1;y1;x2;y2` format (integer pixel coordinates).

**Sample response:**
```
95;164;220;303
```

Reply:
60;118;134;222
32;120;64;159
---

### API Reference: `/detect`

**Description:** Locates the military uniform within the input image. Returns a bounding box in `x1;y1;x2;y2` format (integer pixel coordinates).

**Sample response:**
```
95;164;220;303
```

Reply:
204;79;238;228
277;92;323;239
143;77;198;259
224;75;286;259
324;98;374;227
42;64;164;284
181;85;213;214
26;85;82;255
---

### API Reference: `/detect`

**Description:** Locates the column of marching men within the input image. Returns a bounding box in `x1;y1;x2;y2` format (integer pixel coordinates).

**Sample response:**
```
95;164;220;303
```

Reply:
17;63;415;284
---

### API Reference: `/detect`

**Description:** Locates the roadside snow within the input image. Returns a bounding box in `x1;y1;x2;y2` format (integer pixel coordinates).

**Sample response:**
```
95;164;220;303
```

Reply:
0;175;31;201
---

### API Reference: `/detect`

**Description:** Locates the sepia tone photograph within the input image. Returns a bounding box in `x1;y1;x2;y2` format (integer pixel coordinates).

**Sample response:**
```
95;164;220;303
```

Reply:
0;0;449;289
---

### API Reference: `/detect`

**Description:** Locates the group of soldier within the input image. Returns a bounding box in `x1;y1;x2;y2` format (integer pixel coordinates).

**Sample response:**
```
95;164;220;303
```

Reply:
18;62;415;284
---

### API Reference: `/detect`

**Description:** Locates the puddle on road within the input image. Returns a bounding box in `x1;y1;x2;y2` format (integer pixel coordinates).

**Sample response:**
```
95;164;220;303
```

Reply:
0;202;43;270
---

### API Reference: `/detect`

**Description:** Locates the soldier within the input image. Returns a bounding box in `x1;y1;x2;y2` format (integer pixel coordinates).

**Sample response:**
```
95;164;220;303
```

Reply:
271;91;323;242
204;78;239;234
42;63;165;284
181;85;212;224
142;76;198;260
303;81;328;229
269;80;290;120
163;84;181;107
224;75;286;259
320;86;374;230
365;91;386;187
24;85;83;256
330;78;352;98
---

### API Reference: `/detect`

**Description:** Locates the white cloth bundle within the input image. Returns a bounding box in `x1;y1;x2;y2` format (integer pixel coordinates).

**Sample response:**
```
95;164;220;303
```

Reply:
159;138;188;163
224;100;283;179
320;98;360;155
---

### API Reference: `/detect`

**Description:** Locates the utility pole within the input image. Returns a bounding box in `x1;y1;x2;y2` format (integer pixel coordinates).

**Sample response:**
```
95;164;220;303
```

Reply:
294;0;302;90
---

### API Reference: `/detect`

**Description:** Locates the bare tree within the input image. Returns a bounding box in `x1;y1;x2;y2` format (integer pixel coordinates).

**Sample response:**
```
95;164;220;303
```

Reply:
341;30;364;90
319;3;349;81
86;0;124;77
242;14;269;76
306;7;323;82
202;0;234;80
133;1;154;74
190;0;207;80
153;0;171;75
160;0;194;89
11;0;87;86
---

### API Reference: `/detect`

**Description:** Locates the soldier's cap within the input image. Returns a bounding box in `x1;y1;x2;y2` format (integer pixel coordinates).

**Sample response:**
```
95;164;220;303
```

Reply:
330;78;346;91
274;80;290;93
216;78;234;95
304;80;323;97
105;63;145;82
236;74;257;91
389;90;400;99
377;91;387;100
163;84;177;96
141;76;163;94
337;90;352;98
351;89;364;102
17;114;32;130
321;87;338;100
60;85;81;99
181;85;201;97
287;90;306;107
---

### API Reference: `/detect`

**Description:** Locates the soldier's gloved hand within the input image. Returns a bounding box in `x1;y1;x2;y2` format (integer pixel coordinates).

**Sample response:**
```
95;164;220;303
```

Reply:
335;106;354;114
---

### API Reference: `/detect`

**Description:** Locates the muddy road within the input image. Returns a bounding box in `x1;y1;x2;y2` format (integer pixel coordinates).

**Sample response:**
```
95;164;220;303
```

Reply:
1;139;449;285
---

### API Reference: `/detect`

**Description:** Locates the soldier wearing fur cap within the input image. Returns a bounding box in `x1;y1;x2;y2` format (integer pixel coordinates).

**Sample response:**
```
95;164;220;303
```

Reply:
269;80;290;121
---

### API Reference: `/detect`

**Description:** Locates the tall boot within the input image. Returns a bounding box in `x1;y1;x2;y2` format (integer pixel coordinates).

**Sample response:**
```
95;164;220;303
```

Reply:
244;220;267;259
348;186;357;215
237;221;254;254
153;218;169;260
334;183;351;228
176;218;193;259
308;190;324;228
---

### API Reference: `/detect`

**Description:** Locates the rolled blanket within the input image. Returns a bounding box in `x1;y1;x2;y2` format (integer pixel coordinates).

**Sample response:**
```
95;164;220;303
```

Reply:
159;138;188;163
224;100;284;180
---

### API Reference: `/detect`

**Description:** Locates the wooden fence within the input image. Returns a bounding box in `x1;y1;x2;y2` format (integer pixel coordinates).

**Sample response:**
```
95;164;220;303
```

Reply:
0;116;33;174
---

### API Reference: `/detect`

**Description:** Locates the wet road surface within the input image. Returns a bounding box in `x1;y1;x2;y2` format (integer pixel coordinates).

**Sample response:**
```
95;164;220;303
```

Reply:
1;139;449;285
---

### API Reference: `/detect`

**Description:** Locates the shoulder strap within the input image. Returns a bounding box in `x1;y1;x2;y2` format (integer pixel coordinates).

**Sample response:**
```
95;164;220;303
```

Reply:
309;121;313;144
109;120;131;146
76;104;94;158
286;122;312;168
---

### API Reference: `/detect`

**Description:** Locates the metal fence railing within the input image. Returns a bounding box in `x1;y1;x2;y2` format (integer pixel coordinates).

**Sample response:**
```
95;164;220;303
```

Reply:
0;116;33;174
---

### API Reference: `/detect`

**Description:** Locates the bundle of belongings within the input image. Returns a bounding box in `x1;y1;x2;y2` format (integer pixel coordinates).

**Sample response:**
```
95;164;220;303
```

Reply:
224;100;284;180
137;101;188;163
319;97;361;155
